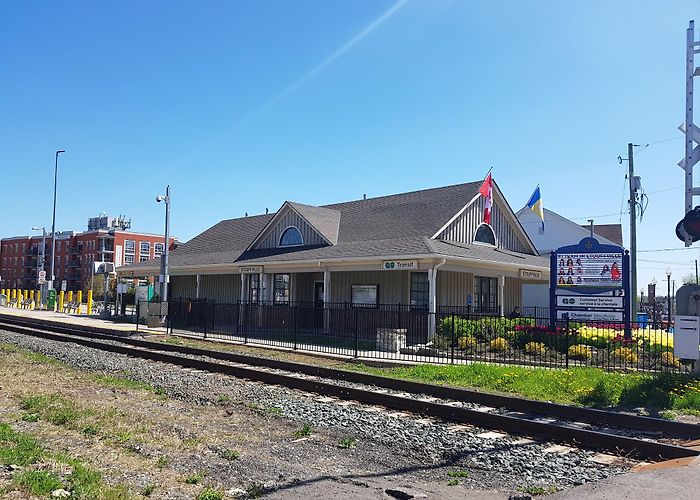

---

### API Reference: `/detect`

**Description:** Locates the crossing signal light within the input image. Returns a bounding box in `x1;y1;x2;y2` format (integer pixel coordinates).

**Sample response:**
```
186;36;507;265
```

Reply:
677;207;700;243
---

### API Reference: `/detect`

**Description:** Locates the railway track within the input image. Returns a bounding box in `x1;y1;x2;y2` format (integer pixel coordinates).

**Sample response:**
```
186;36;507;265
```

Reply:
1;313;699;462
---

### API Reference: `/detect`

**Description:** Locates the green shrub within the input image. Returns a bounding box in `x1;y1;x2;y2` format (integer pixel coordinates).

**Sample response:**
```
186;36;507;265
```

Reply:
524;342;546;355
612;347;638;364
197;488;223;500
489;337;509;352
568;345;592;361
457;336;478;352
661;352;682;369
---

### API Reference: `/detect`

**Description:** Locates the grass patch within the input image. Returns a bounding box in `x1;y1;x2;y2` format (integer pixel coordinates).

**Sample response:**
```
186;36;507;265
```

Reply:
20;393;90;426
219;448;240;460
0;342;20;352
0;422;44;466
93;374;153;392
185;472;204;485
142;483;156;496
352;363;700;412
156;456;170;469
447;470;469;478
447;479;459;486
246;482;265;498
21;351;62;365
14;469;62;496
292;424;313;438
338;437;357;449
518;485;557;495
217;394;231;403
198;488;224;500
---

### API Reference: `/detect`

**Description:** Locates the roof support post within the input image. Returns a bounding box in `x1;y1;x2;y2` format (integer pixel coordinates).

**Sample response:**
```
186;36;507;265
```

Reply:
498;275;505;316
323;270;331;332
240;273;245;303
196;274;201;299
428;259;447;340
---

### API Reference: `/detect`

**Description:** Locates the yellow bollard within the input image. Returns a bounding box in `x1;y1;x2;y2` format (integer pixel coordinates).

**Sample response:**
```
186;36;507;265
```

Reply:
36;290;41;310
23;290;28;301
58;291;65;313
77;291;83;314
12;289;17;307
87;290;93;316
67;290;73;303
30;290;35;309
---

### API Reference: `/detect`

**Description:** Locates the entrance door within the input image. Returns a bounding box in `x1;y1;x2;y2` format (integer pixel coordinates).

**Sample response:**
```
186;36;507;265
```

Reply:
314;282;324;329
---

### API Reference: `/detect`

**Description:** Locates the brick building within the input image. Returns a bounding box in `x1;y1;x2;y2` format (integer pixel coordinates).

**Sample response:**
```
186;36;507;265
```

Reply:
0;215;176;292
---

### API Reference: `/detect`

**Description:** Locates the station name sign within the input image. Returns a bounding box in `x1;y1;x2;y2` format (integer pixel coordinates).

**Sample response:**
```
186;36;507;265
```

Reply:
519;269;542;279
238;266;263;274
381;260;418;271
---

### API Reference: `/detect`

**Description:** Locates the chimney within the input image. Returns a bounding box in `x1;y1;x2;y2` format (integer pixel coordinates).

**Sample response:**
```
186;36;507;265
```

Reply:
363;194;366;200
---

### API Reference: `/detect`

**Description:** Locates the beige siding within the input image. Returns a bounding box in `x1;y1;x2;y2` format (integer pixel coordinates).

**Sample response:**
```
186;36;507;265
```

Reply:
170;275;197;300
330;270;409;304
436;270;473;307
438;198;531;254
256;207;327;249
503;276;522;314
198;274;241;303
294;272;323;303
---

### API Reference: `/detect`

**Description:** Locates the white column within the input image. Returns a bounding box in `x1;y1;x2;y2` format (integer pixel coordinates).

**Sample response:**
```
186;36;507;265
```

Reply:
498;275;505;316
195;274;200;299
428;269;436;339
240;274;245;303
323;270;331;331
259;272;265;302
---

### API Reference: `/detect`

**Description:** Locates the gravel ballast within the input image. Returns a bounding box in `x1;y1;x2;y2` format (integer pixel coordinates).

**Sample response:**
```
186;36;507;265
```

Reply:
0;329;631;491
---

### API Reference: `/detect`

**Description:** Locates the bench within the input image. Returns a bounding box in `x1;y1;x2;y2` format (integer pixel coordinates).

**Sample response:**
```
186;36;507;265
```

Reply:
20;299;34;310
7;298;18;308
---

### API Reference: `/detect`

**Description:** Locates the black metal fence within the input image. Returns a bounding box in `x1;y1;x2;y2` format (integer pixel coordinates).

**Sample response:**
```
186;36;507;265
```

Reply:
167;299;686;373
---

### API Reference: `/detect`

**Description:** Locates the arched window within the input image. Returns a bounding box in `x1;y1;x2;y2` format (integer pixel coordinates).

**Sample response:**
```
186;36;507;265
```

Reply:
279;226;303;247
474;223;496;246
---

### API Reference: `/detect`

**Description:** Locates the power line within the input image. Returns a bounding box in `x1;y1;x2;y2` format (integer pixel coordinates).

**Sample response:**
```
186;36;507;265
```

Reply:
638;247;699;252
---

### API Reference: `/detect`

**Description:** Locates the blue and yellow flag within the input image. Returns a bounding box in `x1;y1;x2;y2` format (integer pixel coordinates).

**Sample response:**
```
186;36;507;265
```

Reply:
526;186;544;230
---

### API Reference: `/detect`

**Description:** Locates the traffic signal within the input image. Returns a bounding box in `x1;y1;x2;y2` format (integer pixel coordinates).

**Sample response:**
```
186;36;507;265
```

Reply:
677;207;700;243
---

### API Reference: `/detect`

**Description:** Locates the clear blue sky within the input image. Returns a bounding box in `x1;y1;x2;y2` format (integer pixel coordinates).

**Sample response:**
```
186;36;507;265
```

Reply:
1;0;698;292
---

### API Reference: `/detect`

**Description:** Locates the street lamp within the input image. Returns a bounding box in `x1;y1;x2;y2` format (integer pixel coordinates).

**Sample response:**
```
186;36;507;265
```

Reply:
31;226;47;306
155;186;170;305
50;150;65;286
666;269;672;330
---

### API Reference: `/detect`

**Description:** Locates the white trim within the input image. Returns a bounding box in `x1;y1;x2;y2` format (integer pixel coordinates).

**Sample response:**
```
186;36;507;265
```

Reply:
246;202;333;251
431;192;481;239
279;225;304;247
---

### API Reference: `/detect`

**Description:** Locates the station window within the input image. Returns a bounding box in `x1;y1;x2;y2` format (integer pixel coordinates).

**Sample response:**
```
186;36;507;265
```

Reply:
474;276;498;314
124;254;135;265
410;272;429;309
351;285;378;308
125;240;135;253
474;224;496;246
279;226;303;247
248;274;260;303
154;243;164;257
139;241;150;261
273;274;290;304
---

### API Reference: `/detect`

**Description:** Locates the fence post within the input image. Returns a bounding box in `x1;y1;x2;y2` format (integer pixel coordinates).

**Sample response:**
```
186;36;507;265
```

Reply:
244;303;248;344
450;313;455;364
210;300;217;337
564;313;570;369
294;304;298;350
136;302;139;333
354;307;359;358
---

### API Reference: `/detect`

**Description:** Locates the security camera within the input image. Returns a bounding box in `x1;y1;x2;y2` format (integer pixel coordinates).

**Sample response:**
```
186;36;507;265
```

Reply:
156;195;165;203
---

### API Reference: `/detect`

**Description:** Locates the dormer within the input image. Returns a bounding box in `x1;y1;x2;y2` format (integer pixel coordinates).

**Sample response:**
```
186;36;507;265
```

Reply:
247;201;341;251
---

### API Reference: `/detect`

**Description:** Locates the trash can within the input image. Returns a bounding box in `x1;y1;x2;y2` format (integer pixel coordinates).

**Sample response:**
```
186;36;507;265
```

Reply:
0;294;6;307
636;313;648;329
47;289;57;310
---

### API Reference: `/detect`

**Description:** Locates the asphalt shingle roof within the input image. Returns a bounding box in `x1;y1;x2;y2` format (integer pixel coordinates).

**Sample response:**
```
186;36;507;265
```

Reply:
120;182;544;273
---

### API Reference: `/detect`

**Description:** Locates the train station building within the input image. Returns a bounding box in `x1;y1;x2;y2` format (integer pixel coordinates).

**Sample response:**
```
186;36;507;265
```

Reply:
118;181;549;319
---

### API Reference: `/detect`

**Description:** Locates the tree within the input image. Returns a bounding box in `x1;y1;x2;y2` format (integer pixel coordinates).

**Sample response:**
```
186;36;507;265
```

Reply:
682;272;698;286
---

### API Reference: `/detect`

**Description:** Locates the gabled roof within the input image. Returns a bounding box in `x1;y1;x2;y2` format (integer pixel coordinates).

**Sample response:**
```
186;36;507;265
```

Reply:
121;181;535;273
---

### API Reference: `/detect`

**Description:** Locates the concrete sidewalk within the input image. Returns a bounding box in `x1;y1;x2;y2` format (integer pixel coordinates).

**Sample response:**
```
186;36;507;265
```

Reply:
549;457;700;499
0;306;166;335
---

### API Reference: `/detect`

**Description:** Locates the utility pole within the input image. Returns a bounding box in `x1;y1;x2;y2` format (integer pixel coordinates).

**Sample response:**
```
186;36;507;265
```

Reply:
628;143;638;323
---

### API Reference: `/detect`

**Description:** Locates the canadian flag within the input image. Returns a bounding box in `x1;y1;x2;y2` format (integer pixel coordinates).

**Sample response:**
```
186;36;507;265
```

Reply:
478;172;493;224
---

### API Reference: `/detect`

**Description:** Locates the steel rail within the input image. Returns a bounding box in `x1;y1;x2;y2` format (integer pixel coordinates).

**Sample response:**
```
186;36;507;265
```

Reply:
0;318;698;461
1;314;699;440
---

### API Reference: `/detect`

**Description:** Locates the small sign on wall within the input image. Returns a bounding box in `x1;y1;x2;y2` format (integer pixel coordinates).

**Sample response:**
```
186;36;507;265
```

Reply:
239;266;263;274
520;269;542;279
381;260;417;271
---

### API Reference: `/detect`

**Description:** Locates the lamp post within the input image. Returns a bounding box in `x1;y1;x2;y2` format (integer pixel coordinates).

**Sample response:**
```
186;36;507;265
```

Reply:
50;150;65;287
640;288;644;311
156;186;170;304
666;269;672;331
